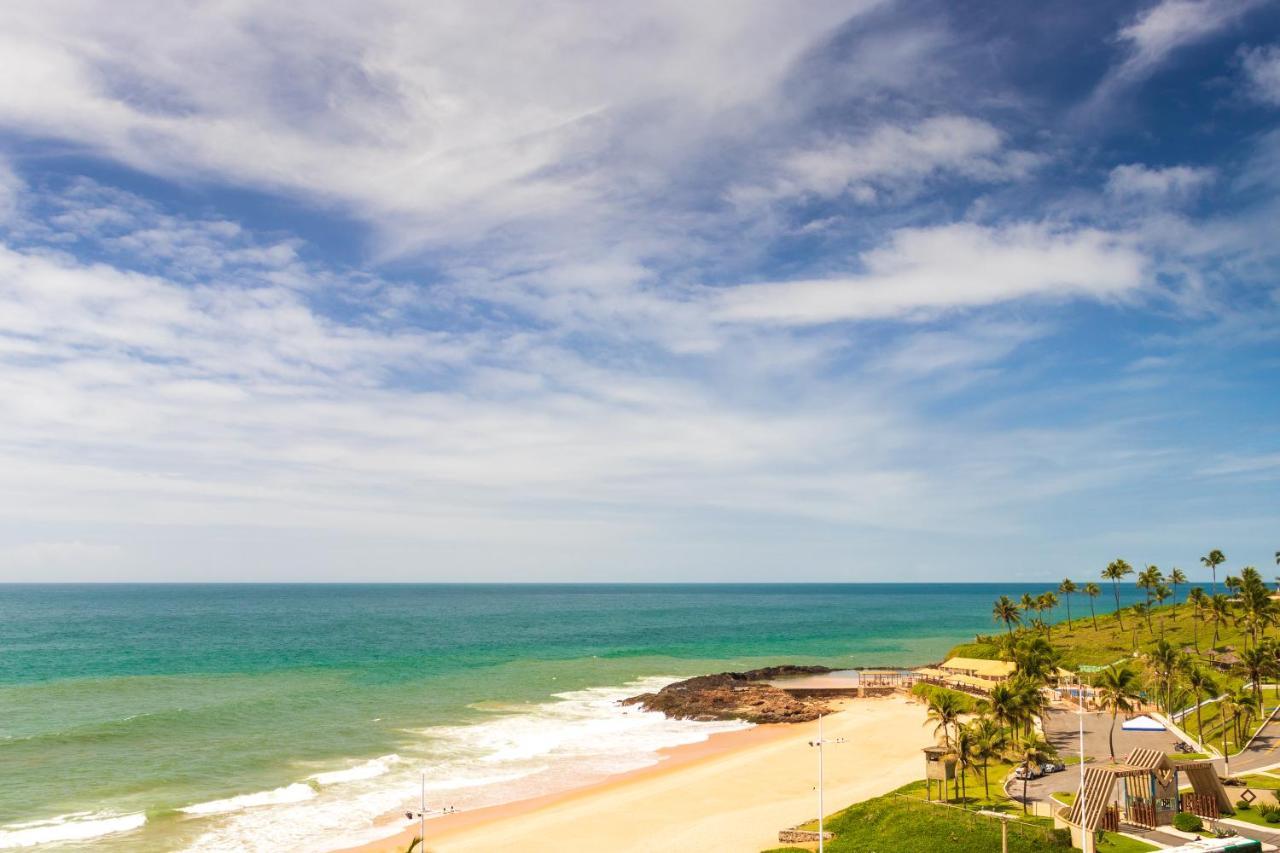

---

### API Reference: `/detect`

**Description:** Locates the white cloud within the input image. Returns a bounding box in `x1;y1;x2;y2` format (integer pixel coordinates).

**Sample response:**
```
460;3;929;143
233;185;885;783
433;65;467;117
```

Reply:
1106;163;1215;199
0;156;22;222
731;115;1037;205
0;0;871;251
1113;0;1264;82
1240;44;1280;104
717;222;1147;325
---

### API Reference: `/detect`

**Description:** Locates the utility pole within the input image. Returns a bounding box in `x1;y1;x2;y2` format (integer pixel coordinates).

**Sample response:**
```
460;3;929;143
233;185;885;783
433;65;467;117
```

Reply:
977;810;1011;853
1078;673;1093;853
404;773;457;851
808;714;845;853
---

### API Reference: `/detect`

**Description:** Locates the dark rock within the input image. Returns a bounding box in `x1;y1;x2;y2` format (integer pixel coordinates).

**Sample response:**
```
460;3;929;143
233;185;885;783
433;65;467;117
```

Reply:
620;665;836;724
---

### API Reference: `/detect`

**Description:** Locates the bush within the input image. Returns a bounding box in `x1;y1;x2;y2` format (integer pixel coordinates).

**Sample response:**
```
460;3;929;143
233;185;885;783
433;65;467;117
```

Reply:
1257;802;1276;818
1173;812;1203;832
1237;799;1253;811
1267;811;1280;825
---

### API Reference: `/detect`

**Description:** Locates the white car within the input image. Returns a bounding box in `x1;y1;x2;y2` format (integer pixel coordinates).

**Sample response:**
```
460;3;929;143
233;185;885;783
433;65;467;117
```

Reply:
1014;764;1043;780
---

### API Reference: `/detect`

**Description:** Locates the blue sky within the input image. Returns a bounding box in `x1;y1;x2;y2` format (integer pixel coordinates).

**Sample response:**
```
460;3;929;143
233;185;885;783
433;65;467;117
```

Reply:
0;0;1277;582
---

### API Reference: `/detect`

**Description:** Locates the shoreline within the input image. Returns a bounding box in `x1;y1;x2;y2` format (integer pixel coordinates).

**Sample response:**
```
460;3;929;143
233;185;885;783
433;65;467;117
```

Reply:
331;693;929;853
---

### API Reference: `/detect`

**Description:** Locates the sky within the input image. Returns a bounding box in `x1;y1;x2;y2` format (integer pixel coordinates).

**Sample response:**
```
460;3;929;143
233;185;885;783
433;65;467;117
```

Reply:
0;0;1277;582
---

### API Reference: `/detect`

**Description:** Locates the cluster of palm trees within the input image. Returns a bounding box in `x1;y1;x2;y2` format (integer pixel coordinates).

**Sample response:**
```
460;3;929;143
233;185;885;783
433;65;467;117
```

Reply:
992;592;1064;639
922;635;1059;811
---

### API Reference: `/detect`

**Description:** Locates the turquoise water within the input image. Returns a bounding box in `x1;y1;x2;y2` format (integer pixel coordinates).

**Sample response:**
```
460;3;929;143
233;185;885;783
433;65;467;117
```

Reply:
0;583;1143;851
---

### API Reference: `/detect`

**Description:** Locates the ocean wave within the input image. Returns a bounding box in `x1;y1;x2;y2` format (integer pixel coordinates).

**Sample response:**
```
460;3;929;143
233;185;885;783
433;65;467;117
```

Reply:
180;782;316;816
180;676;748;853
309;754;400;786
0;811;146;849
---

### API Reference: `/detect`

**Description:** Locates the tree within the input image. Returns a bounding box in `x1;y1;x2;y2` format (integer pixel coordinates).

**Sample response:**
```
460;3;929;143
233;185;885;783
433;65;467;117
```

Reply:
1209;594;1232;647
1169;568;1187;614
1185;667;1218;751
1144;640;1183;715
1059;579;1077;631
926;690;963;749
968;716;1006;801
1011;733;1056;813
1202;549;1226;597
1137;565;1164;609
1237;645;1272;710
1097;666;1141;760
1103;559;1134;630
1084;582;1101;630
1153;583;1172;638
1019;592;1037;621
987;683;1020;744
1188;587;1209;652
1037;592;1059;640
953;722;977;803
1132;602;1152;638
992;596;1021;637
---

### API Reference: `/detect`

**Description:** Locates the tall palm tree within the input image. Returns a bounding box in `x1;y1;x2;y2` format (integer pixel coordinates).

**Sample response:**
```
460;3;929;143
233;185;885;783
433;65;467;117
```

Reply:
1153;583;1172;638
1103;559;1134;630
1019;592;1037;622
1188;587;1209;652
1219;692;1240;775
1144;640;1183;714
968;716;1005;801
953;723;977;803
1203;549;1226;597
1097;665;1141;760
1084;582;1101;630
1132;602;1152;637
1169;568;1187;614
1237;645;1272;710
1011;733;1056;813
1232;689;1259;748
1037;592;1059;640
992;596;1021;637
1138;565;1163;609
1210;594;1232;647
987;683;1020;743
1058;579;1077;631
1185;667;1218;751
926;690;963;749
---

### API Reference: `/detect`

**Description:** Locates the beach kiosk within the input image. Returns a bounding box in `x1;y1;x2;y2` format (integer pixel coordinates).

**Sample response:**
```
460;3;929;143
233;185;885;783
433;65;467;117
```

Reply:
922;746;955;802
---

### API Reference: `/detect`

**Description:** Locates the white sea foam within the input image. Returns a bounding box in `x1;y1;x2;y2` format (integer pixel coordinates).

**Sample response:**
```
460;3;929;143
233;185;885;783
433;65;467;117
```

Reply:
179;676;749;853
0;811;146;849
309;754;400;785
180;782;316;816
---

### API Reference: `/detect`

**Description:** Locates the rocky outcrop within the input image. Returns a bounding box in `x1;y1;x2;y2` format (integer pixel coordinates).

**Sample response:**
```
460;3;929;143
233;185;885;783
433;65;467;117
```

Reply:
621;665;835;724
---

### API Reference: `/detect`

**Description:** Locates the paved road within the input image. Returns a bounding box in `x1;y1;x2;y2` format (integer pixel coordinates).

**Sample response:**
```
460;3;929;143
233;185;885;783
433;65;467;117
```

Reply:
1220;713;1280;775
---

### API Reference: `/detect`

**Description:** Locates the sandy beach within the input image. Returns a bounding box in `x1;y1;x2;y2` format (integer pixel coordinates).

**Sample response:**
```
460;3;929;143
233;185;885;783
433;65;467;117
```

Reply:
335;694;930;853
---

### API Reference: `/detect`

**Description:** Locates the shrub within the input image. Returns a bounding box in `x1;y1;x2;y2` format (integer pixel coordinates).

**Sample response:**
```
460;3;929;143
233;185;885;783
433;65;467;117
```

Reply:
1257;802;1276;818
1237;799;1253;811
1173;812;1203;832
1267;811;1280;825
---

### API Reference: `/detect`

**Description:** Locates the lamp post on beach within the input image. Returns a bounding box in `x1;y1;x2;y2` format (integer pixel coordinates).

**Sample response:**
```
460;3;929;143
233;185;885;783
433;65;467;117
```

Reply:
404;772;457;851
808;714;845;853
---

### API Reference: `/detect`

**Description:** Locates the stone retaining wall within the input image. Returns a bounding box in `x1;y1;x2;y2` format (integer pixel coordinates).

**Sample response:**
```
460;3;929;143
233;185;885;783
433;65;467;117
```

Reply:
778;827;834;843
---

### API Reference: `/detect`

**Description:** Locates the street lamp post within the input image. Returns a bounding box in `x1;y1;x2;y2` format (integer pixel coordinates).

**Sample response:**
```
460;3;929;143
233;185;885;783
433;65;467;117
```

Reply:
808;714;845;853
1078;673;1093;853
404;772;457;851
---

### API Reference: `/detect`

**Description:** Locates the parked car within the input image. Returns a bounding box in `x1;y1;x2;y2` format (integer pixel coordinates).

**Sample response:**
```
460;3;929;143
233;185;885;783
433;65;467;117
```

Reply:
1040;761;1065;773
1014;764;1043;780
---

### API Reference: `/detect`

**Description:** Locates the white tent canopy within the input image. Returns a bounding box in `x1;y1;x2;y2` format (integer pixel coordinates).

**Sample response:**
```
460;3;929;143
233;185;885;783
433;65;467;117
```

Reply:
1120;714;1166;731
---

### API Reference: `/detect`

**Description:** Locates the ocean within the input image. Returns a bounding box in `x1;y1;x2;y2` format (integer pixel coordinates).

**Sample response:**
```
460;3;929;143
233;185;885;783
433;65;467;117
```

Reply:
0;583;1143;851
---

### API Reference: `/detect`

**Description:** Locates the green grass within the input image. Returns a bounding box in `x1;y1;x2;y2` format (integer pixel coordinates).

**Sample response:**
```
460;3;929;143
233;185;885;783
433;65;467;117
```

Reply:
762;784;1156;853
1237;773;1280;790
1219;805;1280;829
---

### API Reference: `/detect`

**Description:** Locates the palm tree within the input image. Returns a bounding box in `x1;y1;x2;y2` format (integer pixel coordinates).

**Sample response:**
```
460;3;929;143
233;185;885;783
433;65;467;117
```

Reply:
1188;587;1209;652
926;690;963;749
1153;583;1172;638
1037;592;1059;640
1144;640;1183;714
1084;582;1101;630
968;716;1006;801
987;683;1020;743
1058;579;1077;631
992;596;1021;637
1238;645;1272;710
1210;594;1232;647
1138;564;1163;609
1103;559;1134;630
1185;667;1218;751
1203;549;1226;597
1011;733;1056;813
1232;689;1259;748
1019;592;1037;622
953;722;977;803
1169;568;1187;614
1097;665;1141;760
